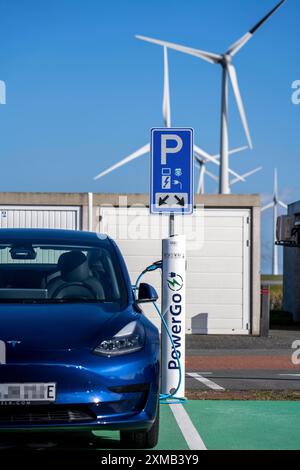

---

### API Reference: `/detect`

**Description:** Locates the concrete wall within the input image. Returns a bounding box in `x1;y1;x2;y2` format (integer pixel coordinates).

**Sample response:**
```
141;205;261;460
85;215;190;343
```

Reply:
283;201;300;321
0;192;261;335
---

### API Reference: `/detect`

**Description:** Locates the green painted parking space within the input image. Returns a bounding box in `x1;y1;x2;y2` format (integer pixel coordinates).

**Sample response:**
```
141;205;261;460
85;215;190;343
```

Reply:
95;401;300;451
1;401;300;450
185;401;300;450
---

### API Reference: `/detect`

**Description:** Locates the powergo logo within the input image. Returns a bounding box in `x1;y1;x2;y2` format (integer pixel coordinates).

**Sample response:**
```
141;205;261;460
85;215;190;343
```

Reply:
167;272;183;292
167;273;183;370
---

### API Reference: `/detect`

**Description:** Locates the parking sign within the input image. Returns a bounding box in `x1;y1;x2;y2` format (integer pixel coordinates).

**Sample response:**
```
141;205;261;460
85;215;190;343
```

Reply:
150;128;194;215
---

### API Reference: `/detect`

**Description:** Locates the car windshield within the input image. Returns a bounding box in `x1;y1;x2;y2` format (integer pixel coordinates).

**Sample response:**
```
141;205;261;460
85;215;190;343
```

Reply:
0;240;128;308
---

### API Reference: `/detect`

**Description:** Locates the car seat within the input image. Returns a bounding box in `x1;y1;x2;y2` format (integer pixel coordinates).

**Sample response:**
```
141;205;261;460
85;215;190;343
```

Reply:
46;251;105;300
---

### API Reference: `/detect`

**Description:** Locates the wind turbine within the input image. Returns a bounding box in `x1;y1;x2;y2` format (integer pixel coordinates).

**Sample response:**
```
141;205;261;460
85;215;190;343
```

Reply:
261;169;287;276
136;0;287;194
94;47;245;185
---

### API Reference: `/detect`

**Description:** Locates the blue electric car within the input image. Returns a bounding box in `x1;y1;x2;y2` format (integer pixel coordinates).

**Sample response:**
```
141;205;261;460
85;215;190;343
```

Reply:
0;229;160;448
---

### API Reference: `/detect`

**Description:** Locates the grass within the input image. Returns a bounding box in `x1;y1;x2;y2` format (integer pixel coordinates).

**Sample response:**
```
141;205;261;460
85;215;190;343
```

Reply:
261;275;283;282
261;274;284;312
186;390;300;401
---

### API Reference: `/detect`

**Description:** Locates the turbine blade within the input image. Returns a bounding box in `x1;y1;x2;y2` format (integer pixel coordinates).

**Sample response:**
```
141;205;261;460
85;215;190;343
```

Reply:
228;145;249;156
249;0;287;36
227;33;253;57
261;202;275;212
136;35;221;64
227;64;253;149
230;166;263;186
197;162;205;195
278;200;288;210
212;145;249;161
227;0;287;56
206;170;219;182
194;144;246;182
193;145;212;161
163;46;171;128
94;143;150;180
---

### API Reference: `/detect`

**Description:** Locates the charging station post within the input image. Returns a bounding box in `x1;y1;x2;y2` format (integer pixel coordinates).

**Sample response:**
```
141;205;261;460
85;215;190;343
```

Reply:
161;234;186;398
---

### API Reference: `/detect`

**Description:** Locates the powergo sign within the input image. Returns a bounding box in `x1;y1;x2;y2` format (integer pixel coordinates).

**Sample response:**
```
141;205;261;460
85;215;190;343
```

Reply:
161;236;186;397
150;128;194;215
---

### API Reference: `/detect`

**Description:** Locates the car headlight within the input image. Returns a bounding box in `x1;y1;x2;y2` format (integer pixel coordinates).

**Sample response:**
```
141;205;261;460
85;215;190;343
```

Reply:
93;321;145;357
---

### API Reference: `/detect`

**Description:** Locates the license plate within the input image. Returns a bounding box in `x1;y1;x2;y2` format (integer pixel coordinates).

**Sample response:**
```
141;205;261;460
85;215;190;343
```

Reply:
0;383;56;403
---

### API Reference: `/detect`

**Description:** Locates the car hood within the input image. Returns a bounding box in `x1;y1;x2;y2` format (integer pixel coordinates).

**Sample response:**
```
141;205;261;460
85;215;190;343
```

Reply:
0;302;137;352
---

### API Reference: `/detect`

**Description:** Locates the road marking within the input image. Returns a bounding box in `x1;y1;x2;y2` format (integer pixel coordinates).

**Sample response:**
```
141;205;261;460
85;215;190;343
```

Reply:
279;374;300;377
169;404;207;451
187;372;225;391
186;372;213;375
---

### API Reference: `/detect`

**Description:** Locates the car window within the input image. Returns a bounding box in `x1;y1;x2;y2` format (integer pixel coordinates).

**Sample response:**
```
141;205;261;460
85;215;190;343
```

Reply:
0;242;128;307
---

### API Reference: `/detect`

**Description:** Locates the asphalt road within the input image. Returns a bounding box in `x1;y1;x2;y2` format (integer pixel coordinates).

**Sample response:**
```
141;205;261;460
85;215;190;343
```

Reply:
186;370;300;391
185;329;300;391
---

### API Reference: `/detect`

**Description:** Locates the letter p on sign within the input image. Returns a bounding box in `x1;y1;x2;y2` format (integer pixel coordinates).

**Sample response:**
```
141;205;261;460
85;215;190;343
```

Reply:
161;134;183;165
0;340;6;364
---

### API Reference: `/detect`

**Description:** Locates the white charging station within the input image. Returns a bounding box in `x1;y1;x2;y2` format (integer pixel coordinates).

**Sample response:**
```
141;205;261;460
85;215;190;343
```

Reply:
161;235;186;398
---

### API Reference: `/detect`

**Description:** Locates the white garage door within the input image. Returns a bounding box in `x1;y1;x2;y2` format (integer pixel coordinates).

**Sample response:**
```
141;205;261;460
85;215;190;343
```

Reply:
98;206;251;335
0;206;81;230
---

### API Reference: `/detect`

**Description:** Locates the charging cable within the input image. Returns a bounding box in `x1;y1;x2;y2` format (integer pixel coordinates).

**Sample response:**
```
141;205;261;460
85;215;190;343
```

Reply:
133;262;186;404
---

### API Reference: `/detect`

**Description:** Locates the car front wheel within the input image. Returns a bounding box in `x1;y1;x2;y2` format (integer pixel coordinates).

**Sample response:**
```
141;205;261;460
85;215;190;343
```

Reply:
120;405;159;449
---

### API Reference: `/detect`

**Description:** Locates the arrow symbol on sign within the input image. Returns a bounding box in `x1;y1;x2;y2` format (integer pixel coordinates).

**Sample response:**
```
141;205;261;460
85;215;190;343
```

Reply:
175;195;185;207
159;195;169;206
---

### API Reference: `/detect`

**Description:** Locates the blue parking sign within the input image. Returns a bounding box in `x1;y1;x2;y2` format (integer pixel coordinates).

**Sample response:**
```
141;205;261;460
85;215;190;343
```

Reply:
150;128;194;215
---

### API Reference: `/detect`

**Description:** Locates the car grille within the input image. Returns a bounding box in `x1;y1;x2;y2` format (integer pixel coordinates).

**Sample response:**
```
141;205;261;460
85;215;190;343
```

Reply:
0;405;96;424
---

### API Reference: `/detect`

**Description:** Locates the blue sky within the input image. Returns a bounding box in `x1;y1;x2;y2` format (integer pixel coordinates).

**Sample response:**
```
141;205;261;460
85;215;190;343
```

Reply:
0;0;299;272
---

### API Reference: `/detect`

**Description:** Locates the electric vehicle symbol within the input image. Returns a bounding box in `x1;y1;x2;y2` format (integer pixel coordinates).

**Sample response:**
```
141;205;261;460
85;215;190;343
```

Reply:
173;180;182;190
167;272;183;292
162;176;171;189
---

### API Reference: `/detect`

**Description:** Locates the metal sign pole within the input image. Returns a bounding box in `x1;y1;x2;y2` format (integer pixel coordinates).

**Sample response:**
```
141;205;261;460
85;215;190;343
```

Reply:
169;213;175;238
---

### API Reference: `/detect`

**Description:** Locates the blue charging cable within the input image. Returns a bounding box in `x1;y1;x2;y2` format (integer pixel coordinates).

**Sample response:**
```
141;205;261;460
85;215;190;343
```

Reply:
133;262;186;404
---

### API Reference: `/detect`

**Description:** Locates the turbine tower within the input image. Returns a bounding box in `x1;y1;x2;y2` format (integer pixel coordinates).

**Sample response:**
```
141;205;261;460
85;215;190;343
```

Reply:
261;169;287;276
94;47;245;185
136;0;287;194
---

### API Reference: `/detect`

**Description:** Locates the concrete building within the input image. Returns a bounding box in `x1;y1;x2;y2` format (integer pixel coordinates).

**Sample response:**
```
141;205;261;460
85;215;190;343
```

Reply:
283;200;300;322
0;192;261;335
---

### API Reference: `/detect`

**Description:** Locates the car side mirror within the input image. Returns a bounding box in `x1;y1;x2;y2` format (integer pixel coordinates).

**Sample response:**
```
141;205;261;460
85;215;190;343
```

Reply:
137;283;158;304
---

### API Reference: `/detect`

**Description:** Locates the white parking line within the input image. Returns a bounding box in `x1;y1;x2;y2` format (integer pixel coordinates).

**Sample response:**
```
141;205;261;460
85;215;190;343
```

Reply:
279;374;300;377
169;404;207;451
187;372;225;391
186;372;213;375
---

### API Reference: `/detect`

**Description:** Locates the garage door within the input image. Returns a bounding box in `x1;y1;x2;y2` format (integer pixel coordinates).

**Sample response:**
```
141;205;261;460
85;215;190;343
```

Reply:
98;206;251;335
0;206;81;230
